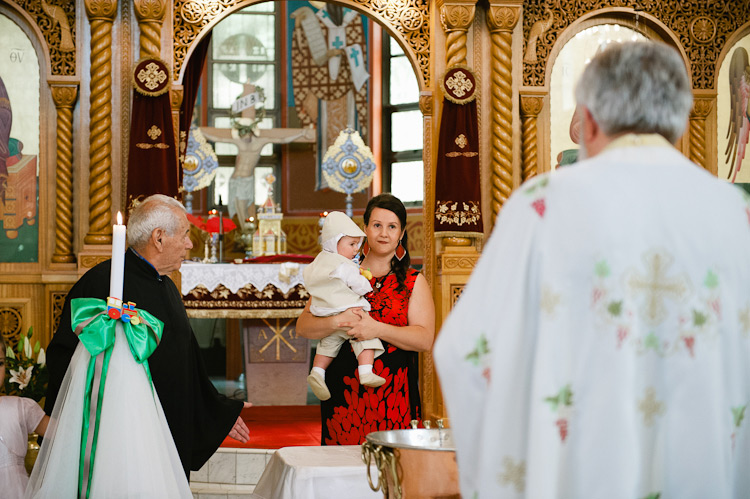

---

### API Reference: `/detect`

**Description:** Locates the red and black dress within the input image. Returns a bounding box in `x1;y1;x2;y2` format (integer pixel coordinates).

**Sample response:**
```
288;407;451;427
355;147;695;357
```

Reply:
320;268;422;445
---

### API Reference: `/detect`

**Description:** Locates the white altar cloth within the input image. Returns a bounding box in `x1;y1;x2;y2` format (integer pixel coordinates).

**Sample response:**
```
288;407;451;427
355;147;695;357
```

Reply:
251;446;380;499
180;262;307;295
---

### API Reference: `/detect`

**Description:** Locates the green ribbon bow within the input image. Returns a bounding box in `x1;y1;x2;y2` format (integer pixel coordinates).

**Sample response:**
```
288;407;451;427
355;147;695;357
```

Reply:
70;297;164;499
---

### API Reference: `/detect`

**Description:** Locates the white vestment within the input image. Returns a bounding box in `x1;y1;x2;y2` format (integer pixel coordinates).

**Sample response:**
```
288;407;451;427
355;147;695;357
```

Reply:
434;134;750;498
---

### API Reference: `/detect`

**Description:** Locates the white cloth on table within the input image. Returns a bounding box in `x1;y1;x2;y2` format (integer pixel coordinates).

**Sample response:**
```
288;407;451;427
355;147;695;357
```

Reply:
251;446;380;499
0;396;44;499
25;325;191;498
180;262;307;296
434;135;750;498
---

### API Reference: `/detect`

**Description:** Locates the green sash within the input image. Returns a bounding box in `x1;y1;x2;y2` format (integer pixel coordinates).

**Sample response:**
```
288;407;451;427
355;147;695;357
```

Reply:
70;297;163;499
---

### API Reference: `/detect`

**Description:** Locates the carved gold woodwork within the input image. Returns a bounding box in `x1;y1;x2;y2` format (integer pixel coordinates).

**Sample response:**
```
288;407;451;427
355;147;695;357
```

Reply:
0;305;25;351
172;0;431;87
135;0;167;59
520;95;544;183
50;84;79;264
84;0;117;245
50;291;67;336
80;255;110;269
171;86;184;167
420;99;435;420
486;4;520;227
440;3;476;68
120;0;134;208
432;245;479;420
689;97;714;172
522;1;750;90
11;0;76;75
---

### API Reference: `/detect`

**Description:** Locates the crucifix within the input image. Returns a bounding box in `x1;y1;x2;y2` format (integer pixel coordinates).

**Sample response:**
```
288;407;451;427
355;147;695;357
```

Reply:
201;83;315;222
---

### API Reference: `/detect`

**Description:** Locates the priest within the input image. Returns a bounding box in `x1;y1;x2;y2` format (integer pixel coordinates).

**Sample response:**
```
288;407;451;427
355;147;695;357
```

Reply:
44;194;250;478
435;41;750;497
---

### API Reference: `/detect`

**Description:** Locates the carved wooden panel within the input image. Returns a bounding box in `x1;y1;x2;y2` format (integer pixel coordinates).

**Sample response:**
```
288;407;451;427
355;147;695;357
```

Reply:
10;0;77;75
451;284;464;307
0;302;27;351
522;1;750;90
173;0;431;87
50;291;67;335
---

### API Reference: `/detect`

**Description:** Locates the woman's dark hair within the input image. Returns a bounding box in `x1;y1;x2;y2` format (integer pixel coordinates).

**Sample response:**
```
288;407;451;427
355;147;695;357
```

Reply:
363;193;410;291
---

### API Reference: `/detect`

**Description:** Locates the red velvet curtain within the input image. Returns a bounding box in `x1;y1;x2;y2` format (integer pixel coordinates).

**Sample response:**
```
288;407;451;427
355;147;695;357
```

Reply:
434;99;483;236
126;91;179;203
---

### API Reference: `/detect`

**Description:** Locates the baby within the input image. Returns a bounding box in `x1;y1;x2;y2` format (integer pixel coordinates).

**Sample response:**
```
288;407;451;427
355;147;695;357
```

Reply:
0;335;49;498
304;211;385;401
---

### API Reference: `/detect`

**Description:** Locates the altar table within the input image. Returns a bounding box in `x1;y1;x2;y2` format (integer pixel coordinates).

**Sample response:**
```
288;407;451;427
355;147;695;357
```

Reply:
251;446;380;499
180;262;308;318
180;262;311;404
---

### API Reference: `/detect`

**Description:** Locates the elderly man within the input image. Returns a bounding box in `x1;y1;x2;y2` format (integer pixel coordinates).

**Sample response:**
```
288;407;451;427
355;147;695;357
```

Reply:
45;194;250;478
434;42;750;498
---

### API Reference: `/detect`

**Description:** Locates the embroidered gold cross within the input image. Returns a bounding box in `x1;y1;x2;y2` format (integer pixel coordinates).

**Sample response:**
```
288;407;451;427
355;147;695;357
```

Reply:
627;251;689;326
638;387;665;426
498;456;526;493
257;318;297;361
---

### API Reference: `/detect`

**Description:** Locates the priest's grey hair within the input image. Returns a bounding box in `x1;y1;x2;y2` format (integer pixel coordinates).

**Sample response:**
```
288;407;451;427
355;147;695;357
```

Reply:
127;194;186;249
575;41;693;144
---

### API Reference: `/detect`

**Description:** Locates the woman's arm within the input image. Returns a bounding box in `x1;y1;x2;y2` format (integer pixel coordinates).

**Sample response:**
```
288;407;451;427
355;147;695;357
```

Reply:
343;273;435;352
35;414;50;436
295;299;364;340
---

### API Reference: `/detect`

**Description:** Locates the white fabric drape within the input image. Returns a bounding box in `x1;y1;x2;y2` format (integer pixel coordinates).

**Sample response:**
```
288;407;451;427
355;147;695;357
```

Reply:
26;325;191;498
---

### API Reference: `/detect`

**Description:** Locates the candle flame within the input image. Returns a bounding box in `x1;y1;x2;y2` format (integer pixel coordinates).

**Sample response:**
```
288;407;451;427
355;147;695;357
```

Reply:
116;211;123;225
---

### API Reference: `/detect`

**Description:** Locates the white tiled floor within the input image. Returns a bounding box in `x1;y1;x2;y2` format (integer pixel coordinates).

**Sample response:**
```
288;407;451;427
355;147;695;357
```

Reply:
190;447;275;499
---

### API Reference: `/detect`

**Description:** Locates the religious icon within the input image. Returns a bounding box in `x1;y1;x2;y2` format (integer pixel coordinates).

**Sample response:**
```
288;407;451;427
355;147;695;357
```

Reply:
725;47;750;183
289;2;370;189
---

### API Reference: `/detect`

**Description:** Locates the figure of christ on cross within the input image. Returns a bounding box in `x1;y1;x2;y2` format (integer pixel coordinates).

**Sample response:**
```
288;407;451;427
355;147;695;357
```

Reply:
200;124;315;221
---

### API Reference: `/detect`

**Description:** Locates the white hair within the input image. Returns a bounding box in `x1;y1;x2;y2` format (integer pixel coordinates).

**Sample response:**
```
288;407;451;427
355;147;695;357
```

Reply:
575;41;693;143
126;194;186;249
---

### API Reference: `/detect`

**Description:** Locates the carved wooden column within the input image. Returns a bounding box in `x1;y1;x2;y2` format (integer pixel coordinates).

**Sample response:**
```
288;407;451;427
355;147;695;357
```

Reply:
134;0;166;59
440;2;475;68
520;95;543;183
689;97;714;173
84;0;117;245
171;87;184;169
486;2;520;227
50;84;79;264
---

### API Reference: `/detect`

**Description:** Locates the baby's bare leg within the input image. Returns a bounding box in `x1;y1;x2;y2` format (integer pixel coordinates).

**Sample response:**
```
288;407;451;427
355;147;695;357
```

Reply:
356;349;375;366
313;353;334;370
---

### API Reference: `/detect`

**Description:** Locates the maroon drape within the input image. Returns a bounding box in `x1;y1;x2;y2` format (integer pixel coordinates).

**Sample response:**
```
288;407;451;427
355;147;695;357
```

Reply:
127;91;179;202
434;98;483;236
179;34;212;186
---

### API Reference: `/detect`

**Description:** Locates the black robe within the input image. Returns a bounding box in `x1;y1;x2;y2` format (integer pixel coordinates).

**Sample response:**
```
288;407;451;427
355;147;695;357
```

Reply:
45;249;242;476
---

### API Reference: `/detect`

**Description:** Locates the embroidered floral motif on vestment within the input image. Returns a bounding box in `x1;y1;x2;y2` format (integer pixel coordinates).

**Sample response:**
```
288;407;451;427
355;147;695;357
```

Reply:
545;384;573;441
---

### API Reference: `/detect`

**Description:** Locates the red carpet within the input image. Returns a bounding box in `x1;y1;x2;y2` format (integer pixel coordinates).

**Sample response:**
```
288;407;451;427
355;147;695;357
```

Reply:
221;405;322;449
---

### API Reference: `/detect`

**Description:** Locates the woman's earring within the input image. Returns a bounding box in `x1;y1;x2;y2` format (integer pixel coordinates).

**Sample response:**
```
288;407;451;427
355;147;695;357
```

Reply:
395;240;406;261
362;240;370;257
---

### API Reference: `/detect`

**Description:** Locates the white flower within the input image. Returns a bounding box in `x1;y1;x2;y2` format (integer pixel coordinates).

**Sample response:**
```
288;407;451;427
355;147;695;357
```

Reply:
37;348;46;367
23;337;32;359
5;346;15;360
9;365;34;390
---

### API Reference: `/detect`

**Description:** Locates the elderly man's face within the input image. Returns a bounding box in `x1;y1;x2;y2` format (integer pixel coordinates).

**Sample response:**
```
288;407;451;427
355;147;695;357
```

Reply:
159;211;193;275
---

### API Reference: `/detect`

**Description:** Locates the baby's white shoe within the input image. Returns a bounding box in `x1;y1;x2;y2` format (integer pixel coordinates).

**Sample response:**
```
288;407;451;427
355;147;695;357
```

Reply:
307;371;331;400
359;371;386;388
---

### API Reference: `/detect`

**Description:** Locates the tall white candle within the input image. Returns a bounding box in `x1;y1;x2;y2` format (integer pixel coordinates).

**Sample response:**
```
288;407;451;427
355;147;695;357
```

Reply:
110;211;126;300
